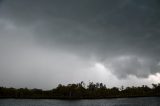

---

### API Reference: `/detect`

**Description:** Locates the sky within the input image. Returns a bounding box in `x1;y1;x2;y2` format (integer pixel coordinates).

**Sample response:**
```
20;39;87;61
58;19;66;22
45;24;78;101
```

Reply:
0;0;160;89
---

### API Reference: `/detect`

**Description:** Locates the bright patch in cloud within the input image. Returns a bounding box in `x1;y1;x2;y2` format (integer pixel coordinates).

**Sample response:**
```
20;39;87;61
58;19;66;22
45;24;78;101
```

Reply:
148;73;160;84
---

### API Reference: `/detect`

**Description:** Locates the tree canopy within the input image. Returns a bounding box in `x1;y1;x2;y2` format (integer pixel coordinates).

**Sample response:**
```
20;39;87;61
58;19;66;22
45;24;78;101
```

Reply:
0;82;160;99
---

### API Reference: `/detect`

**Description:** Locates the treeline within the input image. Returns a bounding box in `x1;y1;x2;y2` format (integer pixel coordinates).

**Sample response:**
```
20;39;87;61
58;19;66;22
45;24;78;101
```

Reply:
0;82;160;99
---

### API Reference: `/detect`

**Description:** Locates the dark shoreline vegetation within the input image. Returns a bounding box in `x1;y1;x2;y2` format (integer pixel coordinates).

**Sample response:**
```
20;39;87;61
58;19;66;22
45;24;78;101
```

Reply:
0;82;160;99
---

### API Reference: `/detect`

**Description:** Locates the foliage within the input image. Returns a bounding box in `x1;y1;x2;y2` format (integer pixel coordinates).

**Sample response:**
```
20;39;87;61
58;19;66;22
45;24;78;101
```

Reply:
0;82;160;99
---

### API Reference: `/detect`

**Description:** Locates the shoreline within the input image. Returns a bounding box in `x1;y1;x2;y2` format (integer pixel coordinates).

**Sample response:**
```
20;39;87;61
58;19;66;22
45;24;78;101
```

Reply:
0;96;159;100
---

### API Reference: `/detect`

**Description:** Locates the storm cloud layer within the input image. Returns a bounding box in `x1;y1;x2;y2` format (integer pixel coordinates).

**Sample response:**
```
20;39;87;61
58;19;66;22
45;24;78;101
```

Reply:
0;0;160;89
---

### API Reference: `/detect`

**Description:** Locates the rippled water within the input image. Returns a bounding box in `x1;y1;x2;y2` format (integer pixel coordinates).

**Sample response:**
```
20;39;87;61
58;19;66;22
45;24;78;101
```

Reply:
0;97;160;106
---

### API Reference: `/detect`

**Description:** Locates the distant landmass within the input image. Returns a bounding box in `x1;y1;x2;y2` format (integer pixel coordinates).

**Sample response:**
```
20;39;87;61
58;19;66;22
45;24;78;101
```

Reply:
0;82;160;99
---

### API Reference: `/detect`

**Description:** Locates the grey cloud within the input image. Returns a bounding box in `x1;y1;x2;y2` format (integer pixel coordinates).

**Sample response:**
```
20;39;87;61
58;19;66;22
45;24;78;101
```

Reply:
0;0;160;89
0;20;95;89
105;55;159;78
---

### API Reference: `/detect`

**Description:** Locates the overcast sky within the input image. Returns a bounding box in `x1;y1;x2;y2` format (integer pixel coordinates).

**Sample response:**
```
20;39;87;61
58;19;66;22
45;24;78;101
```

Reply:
0;0;160;89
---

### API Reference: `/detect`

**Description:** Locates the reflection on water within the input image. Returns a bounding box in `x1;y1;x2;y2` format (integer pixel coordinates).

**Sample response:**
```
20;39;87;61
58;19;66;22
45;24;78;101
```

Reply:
0;97;160;106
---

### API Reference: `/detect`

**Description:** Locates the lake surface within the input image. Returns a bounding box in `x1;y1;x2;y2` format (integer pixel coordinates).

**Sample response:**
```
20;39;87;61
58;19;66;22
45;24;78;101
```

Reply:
0;97;160;106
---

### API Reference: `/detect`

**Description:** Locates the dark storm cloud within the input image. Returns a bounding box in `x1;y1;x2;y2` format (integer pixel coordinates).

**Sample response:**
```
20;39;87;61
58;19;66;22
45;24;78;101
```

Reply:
0;0;160;84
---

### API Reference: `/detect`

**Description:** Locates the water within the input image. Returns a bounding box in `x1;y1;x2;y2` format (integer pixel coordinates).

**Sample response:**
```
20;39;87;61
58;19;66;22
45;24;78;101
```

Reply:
0;97;160;106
